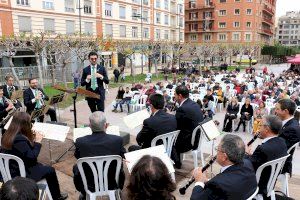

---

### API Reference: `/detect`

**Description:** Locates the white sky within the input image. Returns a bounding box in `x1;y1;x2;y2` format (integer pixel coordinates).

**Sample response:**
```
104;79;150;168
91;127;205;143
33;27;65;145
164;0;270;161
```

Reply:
276;0;300;18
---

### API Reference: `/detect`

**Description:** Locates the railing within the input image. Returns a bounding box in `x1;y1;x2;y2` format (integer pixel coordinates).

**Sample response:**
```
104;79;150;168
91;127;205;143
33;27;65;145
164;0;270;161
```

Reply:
262;29;273;35
262;17;274;25
263;5;274;15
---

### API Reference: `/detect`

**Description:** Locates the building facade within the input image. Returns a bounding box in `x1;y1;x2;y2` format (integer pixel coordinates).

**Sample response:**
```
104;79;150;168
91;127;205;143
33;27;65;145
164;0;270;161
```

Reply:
277;11;300;47
185;0;276;44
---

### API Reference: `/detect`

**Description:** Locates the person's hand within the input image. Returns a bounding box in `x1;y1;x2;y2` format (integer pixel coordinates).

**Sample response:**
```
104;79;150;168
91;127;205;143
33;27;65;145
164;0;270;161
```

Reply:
35;92;42;100
245;145;252;155
5;103;14;111
193;167;208;183
34;131;44;143
95;73;104;79
86;75;92;80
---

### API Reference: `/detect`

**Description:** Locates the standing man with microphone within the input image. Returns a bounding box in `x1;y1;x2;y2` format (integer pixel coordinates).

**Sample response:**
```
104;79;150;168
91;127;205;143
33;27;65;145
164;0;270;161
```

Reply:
81;51;109;112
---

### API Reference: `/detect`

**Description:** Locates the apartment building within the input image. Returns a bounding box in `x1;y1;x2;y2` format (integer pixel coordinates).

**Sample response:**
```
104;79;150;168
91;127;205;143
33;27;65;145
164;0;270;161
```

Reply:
185;0;276;44
277;11;300;47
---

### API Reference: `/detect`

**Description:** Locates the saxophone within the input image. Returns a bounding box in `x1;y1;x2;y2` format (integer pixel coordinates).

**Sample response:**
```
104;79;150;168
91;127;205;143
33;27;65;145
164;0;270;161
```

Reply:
0;97;18;126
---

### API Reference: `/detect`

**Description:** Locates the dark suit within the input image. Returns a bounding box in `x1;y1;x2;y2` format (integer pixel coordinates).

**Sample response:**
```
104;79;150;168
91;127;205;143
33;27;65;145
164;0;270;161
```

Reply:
190;164;257;200
2;85;22;108
0;97;9;122
73;132;126;196
247;137;288;194
81;64;109;112
23;88;57;122
279;118;300;174
135;110;177;149
1;134;62;199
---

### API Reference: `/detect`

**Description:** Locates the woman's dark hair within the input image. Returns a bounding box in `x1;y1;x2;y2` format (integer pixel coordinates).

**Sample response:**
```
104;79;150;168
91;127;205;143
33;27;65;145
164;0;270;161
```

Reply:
0;177;39;200
118;86;124;91
127;155;176;200
1;112;34;150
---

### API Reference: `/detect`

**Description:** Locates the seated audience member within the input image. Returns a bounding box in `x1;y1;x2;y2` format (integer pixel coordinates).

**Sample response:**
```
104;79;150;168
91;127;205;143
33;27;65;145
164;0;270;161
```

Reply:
0;177;39;200
174;85;204;168
128;94;177;151
223;97;239;132
191;134;257;200
204;89;214;102
202;97;214;119
112;86;125;112
275;99;300;174
223;86;231;108
1;112;67;200
246;115;287;197
252;94;263;105
235;98;253;132
126;155;176;200
252;102;267;133
73;111;126;199
114;87;133;112
216;87;224;104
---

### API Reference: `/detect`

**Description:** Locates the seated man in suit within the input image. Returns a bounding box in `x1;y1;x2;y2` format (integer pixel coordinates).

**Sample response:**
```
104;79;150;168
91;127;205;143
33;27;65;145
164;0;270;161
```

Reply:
275;99;300;174
246;115;288;197
73;111;126;200
23;78;57;122
2;75;22;108
191;134;257;200
174;85;204;168
128;93;177;151
0;86;14;133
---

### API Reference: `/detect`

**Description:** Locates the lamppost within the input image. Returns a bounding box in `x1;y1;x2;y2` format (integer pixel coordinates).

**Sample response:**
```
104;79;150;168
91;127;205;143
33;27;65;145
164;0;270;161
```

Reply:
177;3;183;69
77;0;82;37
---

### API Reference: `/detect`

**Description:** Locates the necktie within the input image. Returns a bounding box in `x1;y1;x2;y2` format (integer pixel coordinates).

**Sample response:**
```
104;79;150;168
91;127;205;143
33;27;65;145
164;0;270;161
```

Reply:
0;98;3;106
8;86;13;97
35;90;42;109
91;65;97;90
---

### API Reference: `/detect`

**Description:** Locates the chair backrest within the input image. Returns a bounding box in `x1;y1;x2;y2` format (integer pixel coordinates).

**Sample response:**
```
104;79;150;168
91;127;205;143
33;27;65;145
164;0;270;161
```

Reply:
191;124;204;152
139;95;148;105
77;155;122;196
287;142;299;166
246;187;259;200
151;130;180;157
0;153;26;182
256;154;290;197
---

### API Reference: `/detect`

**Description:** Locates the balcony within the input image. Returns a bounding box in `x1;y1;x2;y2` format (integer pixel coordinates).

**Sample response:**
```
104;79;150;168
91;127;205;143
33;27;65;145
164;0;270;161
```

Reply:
263;5;274;15
185;17;214;22
185;28;215;33
186;2;215;10
262;17;274;25
261;29;273;35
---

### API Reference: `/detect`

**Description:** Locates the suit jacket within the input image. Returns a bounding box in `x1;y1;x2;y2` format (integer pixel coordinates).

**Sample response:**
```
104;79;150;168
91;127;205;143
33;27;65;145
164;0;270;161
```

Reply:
1;85;19;99
73;132;126;190
279;118;300;174
81;64;109;99
247;137;287;194
0;98;9;121
23;88;49;114
190;164;257;200
136;110;177;149
175;98;204;153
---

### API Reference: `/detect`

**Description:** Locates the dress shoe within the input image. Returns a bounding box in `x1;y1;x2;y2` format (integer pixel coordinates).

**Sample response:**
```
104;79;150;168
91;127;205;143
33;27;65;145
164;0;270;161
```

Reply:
58;193;68;200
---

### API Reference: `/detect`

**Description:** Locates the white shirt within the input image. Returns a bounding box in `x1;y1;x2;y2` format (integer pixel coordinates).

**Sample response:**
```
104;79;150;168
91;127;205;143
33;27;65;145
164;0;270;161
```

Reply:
282;116;294;127
261;136;277;144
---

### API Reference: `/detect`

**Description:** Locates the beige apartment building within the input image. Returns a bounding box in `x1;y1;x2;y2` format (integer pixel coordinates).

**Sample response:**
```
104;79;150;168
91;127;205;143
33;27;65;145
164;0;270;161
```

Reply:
184;0;276;44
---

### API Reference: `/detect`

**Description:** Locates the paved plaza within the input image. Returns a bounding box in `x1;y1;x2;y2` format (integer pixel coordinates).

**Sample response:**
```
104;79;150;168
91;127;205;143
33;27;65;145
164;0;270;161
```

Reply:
37;64;300;200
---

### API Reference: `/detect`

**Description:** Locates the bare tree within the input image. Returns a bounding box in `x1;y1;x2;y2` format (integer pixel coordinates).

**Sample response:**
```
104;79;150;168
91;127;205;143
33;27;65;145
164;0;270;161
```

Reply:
116;41;136;76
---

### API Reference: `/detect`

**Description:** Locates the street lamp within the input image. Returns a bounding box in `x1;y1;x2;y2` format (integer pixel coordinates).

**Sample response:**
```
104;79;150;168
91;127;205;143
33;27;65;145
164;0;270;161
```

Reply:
76;0;82;37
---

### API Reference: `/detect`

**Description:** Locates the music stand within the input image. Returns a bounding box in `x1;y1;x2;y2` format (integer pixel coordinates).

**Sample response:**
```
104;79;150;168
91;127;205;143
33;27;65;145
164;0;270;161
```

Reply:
52;85;100;162
49;93;66;122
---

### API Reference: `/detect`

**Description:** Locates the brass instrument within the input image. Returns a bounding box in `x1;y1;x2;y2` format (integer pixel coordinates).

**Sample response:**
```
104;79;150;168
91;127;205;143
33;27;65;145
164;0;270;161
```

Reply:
0;97;17;126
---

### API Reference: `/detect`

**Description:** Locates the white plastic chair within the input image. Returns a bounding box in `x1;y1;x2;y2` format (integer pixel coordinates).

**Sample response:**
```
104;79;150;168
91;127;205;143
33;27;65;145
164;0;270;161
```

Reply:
254;154;290;200
151;130;180;158
130;94;141;112
247;187;259;200
77;155;122;200
0;153;53;200
213;95;218;111
278;142;299;197
135;95;148;111
191;125;205;168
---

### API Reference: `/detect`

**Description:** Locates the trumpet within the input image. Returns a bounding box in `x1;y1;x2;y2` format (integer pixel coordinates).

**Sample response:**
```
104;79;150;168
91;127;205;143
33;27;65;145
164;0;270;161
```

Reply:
178;132;261;195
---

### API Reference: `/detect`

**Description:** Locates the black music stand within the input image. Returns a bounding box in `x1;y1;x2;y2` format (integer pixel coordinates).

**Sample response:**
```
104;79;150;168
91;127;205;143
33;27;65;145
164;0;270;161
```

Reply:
49;93;66;122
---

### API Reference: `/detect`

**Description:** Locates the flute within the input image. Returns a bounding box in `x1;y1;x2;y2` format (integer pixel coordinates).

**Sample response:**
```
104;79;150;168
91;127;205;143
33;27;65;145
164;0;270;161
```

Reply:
179;132;260;195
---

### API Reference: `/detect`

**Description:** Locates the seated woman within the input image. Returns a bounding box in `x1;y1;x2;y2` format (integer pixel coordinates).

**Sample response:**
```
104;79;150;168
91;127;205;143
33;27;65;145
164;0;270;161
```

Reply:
125;155;176;200
223;97;239;132
216;87;224;104
234;98;254;132
252;102;268;133
202;97;214;119
1;112;67;200
112;86;125;112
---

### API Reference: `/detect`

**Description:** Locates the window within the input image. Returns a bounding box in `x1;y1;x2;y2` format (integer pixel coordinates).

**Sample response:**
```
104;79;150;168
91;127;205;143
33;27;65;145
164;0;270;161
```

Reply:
105;24;113;37
219;22;226;28
191;23;198;31
132;26;138;37
164;30;169;40
219;10;226;16
219;0;226;2
42;0;54;9
190;12;197;20
246;9;252;15
84;0;92;14
235;0;240;1
18;16;31;32
120;25;126;37
156;12;161;24
234;9;240;15
132;8;138;20
84;22;93;35
105;3;112;17
44;18;55;33
164;0;168;10
246;0;252;2
179;17;183;27
179;32;183;41
246;22;251;28
203;34;211;41
156;0;160;8
143;27;149;38
65;0;74;12
143;0;149;5
16;0;29;6
119;6;126;19
164;14;169;25
233;22;240;27
156;29;161;39
190;34;197;41
232;32;240;41
66;20;75;34
218;34;226;41
245;33;251;41
132;0;139;3
178;4;183;14
143;10;148;22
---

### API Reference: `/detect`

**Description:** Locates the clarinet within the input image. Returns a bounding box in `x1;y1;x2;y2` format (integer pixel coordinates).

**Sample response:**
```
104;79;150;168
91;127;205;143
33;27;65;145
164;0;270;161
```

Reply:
179;132;260;195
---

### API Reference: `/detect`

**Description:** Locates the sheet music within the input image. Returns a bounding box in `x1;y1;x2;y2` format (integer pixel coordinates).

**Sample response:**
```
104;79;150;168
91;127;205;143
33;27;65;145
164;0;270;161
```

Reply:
123;109;150;129
73;125;120;142
106;125;120;136
124;145;175;174
32;122;70;142
201;120;222;141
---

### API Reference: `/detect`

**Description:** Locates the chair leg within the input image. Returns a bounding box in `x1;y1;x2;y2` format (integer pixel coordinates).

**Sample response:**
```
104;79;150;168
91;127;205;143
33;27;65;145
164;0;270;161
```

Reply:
270;190;276;200
192;151;198;169
200;151;205;167
171;173;176;182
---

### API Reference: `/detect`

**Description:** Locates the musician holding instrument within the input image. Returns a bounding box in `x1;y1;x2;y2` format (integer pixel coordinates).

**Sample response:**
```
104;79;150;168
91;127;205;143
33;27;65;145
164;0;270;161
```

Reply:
0;86;15;132
23;78;57;122
2;75;22;108
190;134;257;200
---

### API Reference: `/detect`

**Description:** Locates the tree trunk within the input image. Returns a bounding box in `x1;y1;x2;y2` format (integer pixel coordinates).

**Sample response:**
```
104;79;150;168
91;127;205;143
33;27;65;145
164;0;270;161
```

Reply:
62;64;67;88
229;55;232;67
35;53;44;88
8;57;22;89
129;58;133;76
50;65;56;85
141;54;144;74
198;57;202;76
154;59;158;78
148;57;151;73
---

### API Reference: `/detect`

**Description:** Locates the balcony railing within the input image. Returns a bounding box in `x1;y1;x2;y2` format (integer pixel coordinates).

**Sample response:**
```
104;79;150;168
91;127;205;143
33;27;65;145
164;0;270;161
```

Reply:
263;5;274;15
186;3;215;10
262;29;273;35
262;17;274;25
